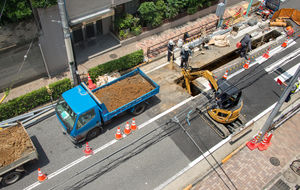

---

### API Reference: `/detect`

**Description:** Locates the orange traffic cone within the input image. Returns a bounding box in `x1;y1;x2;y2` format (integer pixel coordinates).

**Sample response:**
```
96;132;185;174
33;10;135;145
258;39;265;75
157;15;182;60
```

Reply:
87;73;96;90
243;59;250;69
124;122;131;135
115;127;123;140
223;70;228;79
37;168;47;182
246;132;262;151
131;118;138;131
263;48;270;59
281;37;289;48
258;131;273;151
83;142;93;156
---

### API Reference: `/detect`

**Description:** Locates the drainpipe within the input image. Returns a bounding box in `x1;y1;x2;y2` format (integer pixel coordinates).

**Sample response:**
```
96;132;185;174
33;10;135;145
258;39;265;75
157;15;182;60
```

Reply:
57;0;80;86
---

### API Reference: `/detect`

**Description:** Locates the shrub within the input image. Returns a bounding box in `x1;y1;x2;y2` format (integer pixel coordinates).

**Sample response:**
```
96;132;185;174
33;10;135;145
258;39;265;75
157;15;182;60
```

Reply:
119;29;129;40
115;14;139;31
156;0;167;19
187;6;198;15
131;26;142;36
0;87;51;121
138;2;157;25
31;0;57;8
88;50;144;82
165;0;179;19
49;78;72;100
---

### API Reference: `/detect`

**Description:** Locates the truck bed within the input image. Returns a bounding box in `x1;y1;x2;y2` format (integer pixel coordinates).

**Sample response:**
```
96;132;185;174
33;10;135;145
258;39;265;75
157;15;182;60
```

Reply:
0;124;38;176
89;68;159;120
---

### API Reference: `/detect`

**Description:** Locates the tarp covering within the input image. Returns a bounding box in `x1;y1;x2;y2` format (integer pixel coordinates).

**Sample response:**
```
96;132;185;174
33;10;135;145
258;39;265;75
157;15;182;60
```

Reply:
271;9;300;25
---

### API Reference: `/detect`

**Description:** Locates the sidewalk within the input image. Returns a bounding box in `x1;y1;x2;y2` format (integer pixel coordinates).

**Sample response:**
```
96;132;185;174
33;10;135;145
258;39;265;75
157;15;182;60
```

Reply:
193;113;300;190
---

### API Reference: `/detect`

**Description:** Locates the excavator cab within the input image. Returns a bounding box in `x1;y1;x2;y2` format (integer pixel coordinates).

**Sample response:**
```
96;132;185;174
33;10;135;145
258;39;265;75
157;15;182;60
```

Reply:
208;78;243;124
181;68;243;124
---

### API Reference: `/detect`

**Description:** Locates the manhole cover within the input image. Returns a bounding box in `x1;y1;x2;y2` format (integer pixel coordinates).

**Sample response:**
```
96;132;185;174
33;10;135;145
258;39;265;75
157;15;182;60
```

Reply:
270;157;281;166
109;54;118;59
270;179;290;190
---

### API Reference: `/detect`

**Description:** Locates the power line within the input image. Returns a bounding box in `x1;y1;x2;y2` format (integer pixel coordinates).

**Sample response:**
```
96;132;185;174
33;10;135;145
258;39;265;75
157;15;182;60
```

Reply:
0;0;7;22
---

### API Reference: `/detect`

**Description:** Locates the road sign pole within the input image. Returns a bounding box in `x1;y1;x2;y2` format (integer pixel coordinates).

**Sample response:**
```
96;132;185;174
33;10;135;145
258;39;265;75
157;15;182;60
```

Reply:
257;66;300;142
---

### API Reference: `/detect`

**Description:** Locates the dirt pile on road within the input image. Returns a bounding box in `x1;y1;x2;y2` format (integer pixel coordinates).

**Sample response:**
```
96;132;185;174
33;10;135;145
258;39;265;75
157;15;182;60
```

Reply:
0;124;34;167
94;74;154;112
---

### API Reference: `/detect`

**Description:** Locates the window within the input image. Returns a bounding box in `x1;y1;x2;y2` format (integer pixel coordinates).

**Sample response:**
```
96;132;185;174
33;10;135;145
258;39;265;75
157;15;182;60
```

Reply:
76;109;96;129
56;97;77;133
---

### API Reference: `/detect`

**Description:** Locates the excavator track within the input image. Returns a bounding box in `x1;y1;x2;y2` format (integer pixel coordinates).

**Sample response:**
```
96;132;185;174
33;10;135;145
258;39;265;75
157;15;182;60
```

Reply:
197;109;230;139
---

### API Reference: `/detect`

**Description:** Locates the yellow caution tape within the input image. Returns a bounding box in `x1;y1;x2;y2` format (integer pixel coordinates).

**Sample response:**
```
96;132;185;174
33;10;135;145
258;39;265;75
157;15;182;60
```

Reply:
0;94;7;104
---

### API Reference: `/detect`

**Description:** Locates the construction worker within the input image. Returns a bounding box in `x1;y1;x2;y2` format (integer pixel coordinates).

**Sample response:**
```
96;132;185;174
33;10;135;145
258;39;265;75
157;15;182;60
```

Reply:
167;40;175;62
239;33;252;60
183;32;190;43
180;45;192;69
285;78;300;102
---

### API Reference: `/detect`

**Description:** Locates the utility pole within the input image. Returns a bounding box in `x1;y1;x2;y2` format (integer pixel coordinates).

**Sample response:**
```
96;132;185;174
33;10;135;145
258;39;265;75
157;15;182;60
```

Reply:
57;0;80;86
257;66;300;142
245;0;254;17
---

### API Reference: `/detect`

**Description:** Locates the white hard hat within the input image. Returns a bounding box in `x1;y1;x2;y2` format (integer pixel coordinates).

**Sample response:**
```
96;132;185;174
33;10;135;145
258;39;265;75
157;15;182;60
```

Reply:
184;45;189;51
169;40;174;45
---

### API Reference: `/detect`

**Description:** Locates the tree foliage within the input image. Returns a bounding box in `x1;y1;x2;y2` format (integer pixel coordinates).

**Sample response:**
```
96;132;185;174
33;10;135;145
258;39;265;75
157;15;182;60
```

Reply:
1;0;57;24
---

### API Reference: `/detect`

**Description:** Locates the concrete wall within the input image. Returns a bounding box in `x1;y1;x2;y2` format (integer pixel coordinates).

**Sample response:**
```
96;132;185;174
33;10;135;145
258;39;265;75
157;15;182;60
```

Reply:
102;16;112;35
38;5;69;76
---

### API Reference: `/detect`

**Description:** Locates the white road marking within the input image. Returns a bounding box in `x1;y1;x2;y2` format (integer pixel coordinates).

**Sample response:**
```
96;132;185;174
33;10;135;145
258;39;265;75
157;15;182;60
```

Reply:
145;62;170;74
265;48;300;73
274;63;300;83
227;40;296;80
24;95;196;190
154;102;277;190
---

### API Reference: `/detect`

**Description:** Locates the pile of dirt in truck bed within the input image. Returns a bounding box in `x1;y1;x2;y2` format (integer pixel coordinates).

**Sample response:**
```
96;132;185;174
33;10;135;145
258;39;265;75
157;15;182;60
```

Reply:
0;124;34;167
94;74;155;112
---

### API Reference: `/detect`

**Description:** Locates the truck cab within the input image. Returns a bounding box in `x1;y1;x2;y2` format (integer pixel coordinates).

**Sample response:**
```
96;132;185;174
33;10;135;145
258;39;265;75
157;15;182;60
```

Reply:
55;85;104;143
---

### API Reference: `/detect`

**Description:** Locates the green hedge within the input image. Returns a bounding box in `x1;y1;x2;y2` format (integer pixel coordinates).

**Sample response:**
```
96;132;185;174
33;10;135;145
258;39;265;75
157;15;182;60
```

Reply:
49;78;72;100
88;50;144;82
0;78;71;122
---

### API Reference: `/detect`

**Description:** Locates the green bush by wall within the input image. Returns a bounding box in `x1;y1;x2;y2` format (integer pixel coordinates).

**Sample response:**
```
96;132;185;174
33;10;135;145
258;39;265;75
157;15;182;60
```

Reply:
0;78;71;122
88;50;144;82
49;78;72;100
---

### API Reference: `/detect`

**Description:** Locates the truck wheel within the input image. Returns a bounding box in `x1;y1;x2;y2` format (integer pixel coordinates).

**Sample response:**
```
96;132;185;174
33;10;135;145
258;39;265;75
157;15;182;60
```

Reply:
131;103;146;116
86;127;102;141
1;171;22;186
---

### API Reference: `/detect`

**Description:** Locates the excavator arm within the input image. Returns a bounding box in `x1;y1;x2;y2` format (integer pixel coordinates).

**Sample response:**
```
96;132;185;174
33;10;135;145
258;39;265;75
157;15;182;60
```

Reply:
181;69;218;95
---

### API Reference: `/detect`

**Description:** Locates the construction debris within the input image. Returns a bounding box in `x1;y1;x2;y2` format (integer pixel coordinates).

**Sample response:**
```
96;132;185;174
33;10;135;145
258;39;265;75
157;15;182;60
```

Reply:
96;72;121;87
208;34;230;47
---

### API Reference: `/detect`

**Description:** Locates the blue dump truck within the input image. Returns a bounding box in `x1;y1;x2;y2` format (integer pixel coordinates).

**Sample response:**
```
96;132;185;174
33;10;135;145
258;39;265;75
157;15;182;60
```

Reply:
55;68;160;143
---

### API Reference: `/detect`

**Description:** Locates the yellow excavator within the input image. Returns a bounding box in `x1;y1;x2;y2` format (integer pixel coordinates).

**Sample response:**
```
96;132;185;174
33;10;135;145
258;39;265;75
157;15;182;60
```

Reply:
181;68;244;138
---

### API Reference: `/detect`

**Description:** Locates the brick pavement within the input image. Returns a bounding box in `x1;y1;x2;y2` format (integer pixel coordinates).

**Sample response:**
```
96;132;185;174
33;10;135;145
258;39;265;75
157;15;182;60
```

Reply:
193;113;300;190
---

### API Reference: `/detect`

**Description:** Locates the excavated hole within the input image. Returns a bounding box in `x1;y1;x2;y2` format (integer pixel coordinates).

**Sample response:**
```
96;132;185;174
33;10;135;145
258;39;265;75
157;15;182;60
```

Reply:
175;30;282;96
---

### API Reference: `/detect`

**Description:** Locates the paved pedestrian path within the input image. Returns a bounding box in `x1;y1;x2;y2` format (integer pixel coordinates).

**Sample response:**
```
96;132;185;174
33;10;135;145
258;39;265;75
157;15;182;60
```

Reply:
193;113;300;190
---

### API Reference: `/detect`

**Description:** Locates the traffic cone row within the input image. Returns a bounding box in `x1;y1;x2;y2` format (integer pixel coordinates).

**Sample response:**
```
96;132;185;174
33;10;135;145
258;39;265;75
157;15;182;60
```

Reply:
258;131;273;151
262;48;270;59
223;70;228;79
243;59;250;69
281;37;289;48
83;142;93;156
37;168;47;182
246;131;262;151
246;131;273;151
115;118;138;140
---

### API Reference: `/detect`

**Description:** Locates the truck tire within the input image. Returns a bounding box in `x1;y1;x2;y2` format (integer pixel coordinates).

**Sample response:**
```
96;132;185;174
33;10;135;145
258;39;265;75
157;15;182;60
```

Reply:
86;127;102;141
131;103;146;116
1;171;22;186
